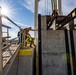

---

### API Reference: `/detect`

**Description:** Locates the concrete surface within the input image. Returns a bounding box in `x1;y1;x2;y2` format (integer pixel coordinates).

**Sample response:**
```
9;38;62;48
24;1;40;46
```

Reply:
5;49;33;75
73;30;76;54
41;16;68;75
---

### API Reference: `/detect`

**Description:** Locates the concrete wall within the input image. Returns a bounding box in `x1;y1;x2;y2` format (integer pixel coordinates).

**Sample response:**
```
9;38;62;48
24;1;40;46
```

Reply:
41;16;68;75
5;50;33;75
73;30;76;55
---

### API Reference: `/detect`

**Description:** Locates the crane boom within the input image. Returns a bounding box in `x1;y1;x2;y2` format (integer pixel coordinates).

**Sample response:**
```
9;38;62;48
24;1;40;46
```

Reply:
51;0;62;15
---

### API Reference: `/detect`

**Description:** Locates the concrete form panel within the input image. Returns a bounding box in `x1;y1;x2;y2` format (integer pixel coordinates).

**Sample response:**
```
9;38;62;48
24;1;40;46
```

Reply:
41;30;68;75
41;16;47;30
41;16;68;75
18;56;33;75
42;53;67;75
47;30;65;52
6;57;19;75
6;55;33;75
42;30;66;53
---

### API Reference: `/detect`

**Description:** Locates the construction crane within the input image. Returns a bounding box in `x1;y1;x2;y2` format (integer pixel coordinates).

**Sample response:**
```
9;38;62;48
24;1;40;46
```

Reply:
51;0;62;15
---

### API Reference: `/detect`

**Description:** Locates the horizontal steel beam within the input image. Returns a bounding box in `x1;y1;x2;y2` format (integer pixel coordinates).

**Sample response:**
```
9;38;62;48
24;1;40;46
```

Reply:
2;36;11;39
47;16;57;29
2;24;11;29
9;37;18;41
46;10;58;29
47;8;76;30
57;8;76;29
2;32;8;33
46;15;66;29
3;15;21;29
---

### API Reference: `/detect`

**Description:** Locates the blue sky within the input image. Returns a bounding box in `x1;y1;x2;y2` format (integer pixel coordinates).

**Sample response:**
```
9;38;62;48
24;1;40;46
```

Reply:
0;0;76;38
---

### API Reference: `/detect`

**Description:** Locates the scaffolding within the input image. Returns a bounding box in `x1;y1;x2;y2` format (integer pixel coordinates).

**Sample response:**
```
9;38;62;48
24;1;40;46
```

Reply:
46;8;76;30
0;11;21;75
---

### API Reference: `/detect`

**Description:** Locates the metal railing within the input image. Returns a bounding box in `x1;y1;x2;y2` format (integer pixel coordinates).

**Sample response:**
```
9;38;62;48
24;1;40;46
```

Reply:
0;10;21;75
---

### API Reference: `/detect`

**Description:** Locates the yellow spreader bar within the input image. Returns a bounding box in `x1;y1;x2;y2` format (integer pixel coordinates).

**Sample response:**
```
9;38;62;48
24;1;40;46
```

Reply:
18;49;33;56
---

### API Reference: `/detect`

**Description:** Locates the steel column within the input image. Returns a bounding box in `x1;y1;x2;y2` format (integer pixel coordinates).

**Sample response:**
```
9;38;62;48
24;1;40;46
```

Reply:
38;14;42;75
69;30;76;75
53;19;56;30
24;31;25;48
7;28;9;41
0;13;2;75
34;0;38;44
3;15;21;29
57;0;62;15
64;29;72;75
69;20;74;30
34;1;40;75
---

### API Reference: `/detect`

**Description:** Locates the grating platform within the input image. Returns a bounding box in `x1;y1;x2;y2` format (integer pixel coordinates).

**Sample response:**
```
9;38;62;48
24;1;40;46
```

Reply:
3;44;20;68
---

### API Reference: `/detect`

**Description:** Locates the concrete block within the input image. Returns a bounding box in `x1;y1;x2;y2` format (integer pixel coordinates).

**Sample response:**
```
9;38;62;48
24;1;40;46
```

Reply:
18;56;33;75
41;16;68;75
42;53;67;75
41;30;66;53
41;31;48;50
41;16;47;30
6;57;19;75
6;49;33;75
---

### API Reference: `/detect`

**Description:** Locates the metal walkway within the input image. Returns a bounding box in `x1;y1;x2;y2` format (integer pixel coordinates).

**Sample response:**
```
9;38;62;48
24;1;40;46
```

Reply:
3;44;20;75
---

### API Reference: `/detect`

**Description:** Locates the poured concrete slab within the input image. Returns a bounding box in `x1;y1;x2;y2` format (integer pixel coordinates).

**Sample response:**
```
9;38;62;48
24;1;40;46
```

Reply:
41;16;68;75
5;48;34;75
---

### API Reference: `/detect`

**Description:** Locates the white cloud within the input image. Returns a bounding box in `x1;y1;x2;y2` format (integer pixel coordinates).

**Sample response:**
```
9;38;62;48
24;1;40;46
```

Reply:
2;17;31;29
9;30;18;39
15;21;30;28
2;20;34;38
18;0;52;15
38;0;52;15
18;0;76;15
2;0;76;39
62;0;76;15
18;0;34;12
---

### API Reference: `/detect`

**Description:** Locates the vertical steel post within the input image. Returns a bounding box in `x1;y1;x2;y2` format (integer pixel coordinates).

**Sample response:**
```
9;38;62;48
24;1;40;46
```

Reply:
0;9;2;75
38;14;42;75
51;0;62;15
34;0;39;44
20;30;21;44
69;30;76;75
53;19;56;30
7;28;9;40
34;1;40;75
51;0;57;12
6;28;9;45
69;20;74;30
24;31;25;48
64;29;72;75
57;0;62;15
